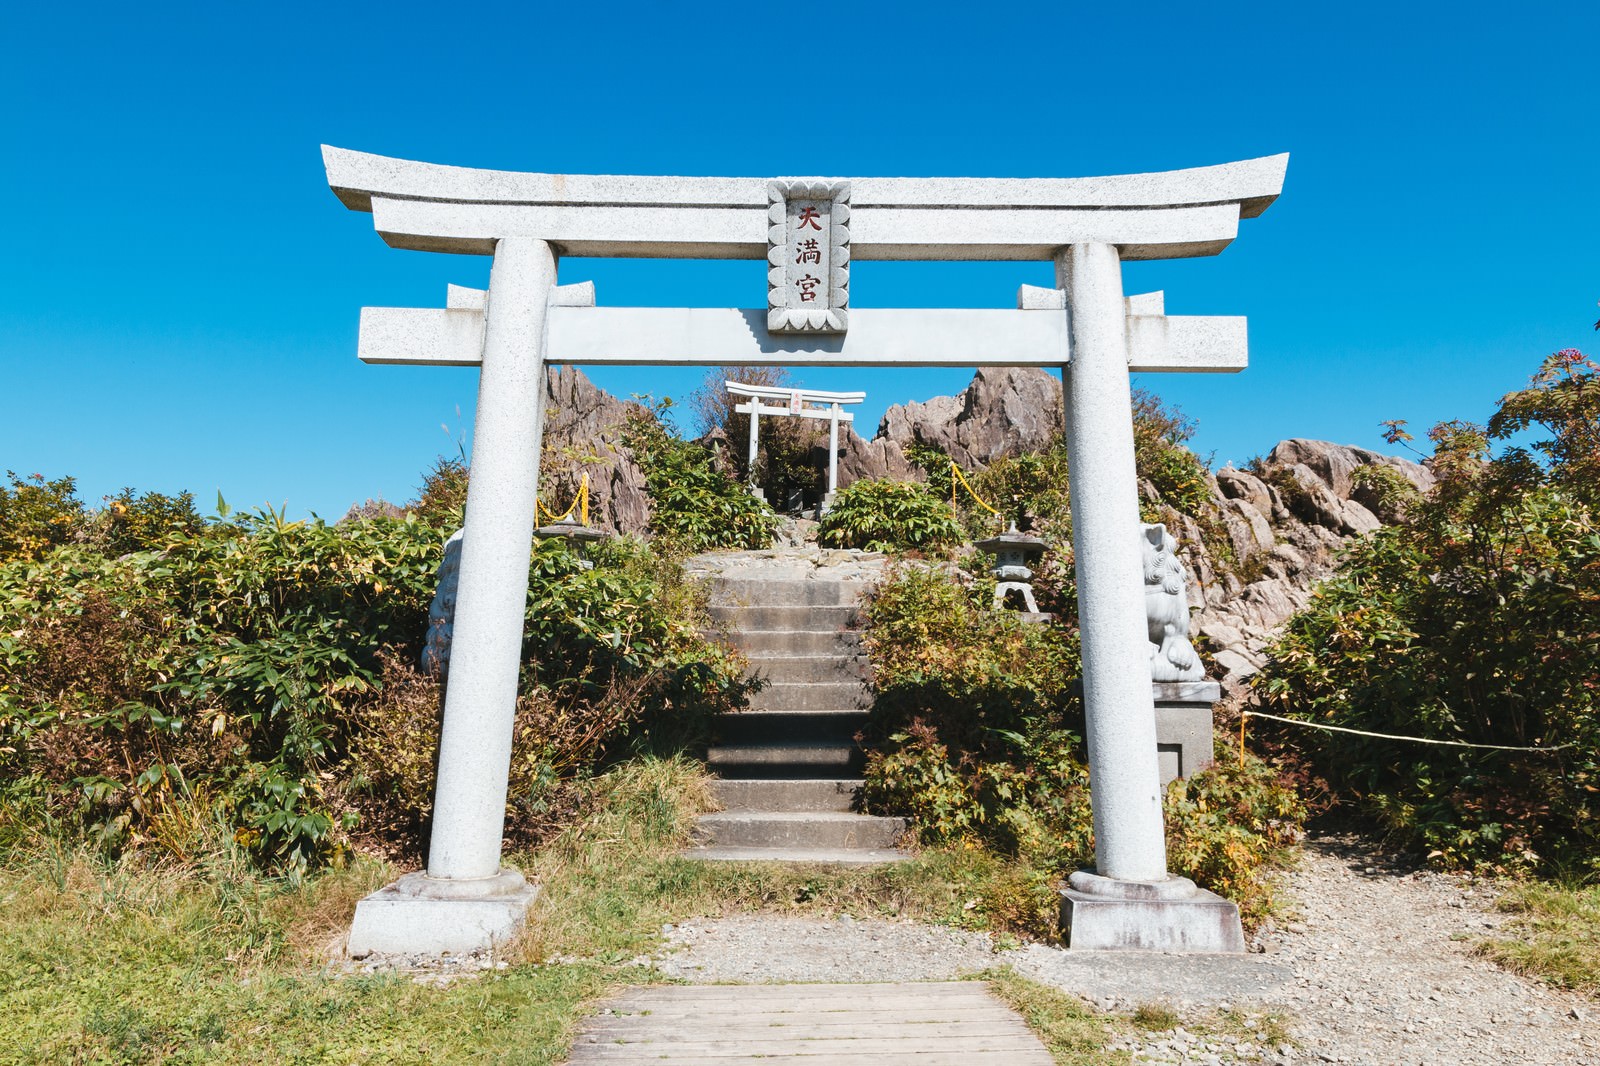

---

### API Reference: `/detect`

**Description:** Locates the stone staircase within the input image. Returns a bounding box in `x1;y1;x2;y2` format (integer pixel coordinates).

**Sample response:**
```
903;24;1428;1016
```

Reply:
682;551;909;864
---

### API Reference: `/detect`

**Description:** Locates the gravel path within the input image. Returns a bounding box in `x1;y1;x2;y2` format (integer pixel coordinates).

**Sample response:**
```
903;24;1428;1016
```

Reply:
646;833;1598;1065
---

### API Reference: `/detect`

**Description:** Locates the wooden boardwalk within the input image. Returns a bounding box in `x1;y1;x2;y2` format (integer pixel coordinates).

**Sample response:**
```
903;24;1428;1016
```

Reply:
564;980;1054;1064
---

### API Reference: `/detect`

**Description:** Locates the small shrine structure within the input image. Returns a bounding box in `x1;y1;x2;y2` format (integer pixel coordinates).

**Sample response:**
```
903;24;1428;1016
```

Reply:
725;381;864;506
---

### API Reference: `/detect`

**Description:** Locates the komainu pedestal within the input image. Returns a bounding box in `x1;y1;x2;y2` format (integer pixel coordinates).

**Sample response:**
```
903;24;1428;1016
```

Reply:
1059;871;1245;953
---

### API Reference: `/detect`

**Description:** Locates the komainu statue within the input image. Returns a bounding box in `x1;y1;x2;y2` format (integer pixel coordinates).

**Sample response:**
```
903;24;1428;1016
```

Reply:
1142;523;1204;682
421;529;464;678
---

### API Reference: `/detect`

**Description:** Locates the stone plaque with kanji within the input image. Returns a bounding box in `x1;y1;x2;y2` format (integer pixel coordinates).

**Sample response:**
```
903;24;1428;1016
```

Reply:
767;180;850;333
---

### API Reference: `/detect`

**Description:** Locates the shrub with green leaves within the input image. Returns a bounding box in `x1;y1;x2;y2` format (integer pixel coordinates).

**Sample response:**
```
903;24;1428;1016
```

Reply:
1132;388;1213;516
818;479;964;553
859;564;1302;926
0;480;754;873
624;403;779;553
1256;346;1600;875
0;471;86;560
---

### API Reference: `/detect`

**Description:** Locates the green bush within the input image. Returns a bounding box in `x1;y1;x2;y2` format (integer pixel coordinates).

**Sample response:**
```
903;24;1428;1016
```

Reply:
410;457;470;530
1255;346;1600;874
859;565;1303;927
624;403;779;553
0;481;755;873
905;388;1205;539
818;479;964;553
1165;756;1306;925
0;471;85;560
1132;389;1213;516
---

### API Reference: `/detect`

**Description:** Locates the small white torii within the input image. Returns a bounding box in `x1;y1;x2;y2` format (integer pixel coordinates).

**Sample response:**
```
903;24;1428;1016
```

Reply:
725;381;865;505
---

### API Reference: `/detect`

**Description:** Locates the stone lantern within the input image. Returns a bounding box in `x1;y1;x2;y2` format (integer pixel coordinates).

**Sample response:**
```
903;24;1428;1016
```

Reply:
534;513;608;569
976;522;1050;619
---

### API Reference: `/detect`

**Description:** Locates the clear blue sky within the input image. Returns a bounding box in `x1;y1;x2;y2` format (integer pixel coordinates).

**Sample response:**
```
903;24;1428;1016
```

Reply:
3;1;1595;518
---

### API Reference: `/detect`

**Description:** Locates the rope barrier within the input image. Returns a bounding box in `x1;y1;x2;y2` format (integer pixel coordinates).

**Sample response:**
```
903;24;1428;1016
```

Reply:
536;472;590;525
948;460;1000;516
1238;709;1574;753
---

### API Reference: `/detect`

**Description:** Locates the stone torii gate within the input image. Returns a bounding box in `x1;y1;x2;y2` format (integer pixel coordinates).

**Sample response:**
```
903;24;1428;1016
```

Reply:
726;381;864;505
325;146;1287;956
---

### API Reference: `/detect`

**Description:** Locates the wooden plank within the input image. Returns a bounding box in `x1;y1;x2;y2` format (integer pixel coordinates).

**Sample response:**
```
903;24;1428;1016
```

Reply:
572;1037;1049;1056
609;980;988;1001
572;1043;1049;1062
605;991;1000;1013
564;981;1054;1066
585;1006;1009;1026
584;1019;1038;1041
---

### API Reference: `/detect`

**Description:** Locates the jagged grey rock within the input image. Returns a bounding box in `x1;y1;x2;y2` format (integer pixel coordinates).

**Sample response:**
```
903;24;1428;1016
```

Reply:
839;366;1064;482
542;366;651;534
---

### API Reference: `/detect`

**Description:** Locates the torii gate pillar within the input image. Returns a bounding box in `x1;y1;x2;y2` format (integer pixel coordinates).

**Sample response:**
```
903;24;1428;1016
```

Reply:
1059;242;1167;880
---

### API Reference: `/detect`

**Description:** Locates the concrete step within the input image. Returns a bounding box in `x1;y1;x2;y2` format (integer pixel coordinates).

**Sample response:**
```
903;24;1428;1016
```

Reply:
710;778;862;812
716;629;864;656
709;578;864;608
679;844;911;865
706;741;863;777
713;710;867;747
693;811;907;850
707;604;860;632
749;680;869;713
748;653;869;684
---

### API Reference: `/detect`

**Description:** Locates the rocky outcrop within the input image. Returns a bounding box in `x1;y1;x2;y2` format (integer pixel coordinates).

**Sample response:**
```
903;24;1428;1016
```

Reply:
1189;440;1434;700
840;367;1064;482
541;367;652;534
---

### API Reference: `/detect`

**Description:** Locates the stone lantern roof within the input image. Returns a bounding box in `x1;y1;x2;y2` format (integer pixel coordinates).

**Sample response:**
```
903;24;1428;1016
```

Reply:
975;522;1048;562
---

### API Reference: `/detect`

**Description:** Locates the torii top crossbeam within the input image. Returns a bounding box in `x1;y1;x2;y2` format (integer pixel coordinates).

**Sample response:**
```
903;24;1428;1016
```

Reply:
324;146;1286;261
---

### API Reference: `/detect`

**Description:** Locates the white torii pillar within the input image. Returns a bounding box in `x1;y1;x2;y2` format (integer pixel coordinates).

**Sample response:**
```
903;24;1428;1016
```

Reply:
326;146;1285;957
1059;244;1167;881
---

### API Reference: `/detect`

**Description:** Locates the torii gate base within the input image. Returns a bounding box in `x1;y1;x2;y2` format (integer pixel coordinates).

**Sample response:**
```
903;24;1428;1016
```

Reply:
1060;873;1246;952
348;869;536;957
325;147;1287;958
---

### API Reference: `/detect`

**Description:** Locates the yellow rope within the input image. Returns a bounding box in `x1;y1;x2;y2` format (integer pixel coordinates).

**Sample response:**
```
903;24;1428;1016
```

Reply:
536;472;592;524
949;460;1000;516
1239;709;1574;753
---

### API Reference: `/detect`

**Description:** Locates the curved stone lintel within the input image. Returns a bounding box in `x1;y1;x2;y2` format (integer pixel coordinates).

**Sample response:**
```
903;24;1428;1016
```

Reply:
323;146;1286;262
324;145;1286;215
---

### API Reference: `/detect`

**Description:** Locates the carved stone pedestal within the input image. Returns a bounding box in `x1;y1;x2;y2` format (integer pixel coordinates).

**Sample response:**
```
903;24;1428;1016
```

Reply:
1058;870;1245;953
346;868;539;957
1153;680;1219;785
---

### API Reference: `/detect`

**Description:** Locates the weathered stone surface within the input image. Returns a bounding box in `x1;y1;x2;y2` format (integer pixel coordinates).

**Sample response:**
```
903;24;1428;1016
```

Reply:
840;367;1064;482
1216;466;1273;515
1267;438;1435;498
1193;441;1432;699
541;366;651;534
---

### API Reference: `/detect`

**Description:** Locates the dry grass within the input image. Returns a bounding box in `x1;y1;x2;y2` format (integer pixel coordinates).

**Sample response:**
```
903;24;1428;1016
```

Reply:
982;968;1130;1065
1477;881;1600;997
